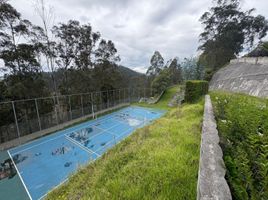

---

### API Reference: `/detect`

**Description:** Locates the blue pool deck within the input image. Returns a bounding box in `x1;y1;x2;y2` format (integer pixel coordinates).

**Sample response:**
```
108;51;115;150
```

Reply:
1;106;165;200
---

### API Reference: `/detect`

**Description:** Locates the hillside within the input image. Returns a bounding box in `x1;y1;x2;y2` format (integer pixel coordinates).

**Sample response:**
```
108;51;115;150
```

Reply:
42;65;147;93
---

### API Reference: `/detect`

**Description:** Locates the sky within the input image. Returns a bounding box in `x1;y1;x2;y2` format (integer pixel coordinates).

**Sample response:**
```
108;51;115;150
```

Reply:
5;0;268;73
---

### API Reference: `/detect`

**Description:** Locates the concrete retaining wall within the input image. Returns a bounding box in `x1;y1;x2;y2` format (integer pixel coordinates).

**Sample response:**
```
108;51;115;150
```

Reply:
210;57;268;97
197;95;232;200
230;57;268;65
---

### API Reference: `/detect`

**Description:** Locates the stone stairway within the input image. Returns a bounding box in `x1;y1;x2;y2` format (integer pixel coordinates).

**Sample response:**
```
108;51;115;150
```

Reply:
168;89;184;107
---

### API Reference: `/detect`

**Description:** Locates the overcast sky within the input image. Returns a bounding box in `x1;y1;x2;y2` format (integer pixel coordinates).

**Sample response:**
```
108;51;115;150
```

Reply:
6;0;268;73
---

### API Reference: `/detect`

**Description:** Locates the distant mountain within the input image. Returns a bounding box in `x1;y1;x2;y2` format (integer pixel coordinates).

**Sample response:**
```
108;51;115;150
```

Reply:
42;65;148;93
117;65;143;78
116;65;148;88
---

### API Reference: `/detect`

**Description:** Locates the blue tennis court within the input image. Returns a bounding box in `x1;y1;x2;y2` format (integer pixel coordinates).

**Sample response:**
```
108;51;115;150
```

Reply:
7;106;164;200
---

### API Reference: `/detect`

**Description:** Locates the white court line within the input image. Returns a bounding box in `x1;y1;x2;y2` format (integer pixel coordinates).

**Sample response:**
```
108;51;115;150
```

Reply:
8;108;129;154
7;150;33;200
37;178;68;200
65;134;100;157
12;134;66;155
93;113;152;154
10;109;130;154
94;126;134;153
18;108;154;200
37;153;101;200
70;114;135;145
12;109;151;155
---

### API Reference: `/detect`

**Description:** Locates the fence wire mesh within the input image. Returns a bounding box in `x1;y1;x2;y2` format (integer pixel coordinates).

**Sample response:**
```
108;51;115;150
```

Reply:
0;88;153;144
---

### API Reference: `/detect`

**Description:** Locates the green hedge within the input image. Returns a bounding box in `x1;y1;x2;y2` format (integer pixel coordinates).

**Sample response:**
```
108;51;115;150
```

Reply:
185;80;208;103
211;92;268;200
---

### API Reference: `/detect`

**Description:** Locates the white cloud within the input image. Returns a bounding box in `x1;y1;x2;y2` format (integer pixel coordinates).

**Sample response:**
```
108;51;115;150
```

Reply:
7;0;268;74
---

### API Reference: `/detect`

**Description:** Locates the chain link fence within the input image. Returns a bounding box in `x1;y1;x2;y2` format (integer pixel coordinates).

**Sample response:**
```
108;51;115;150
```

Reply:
0;88;155;144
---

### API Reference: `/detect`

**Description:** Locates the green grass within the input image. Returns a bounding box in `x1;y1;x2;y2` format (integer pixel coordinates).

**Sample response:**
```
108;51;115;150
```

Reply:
133;85;181;110
210;91;268;200
46;86;204;200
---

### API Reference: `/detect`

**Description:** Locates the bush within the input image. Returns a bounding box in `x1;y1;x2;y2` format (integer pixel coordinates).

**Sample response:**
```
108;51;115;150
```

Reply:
211;92;268;200
184;80;208;103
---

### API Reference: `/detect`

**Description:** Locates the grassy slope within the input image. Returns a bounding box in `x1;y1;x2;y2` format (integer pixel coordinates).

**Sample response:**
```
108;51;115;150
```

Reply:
210;91;268;199
134;85;180;110
47;86;204;200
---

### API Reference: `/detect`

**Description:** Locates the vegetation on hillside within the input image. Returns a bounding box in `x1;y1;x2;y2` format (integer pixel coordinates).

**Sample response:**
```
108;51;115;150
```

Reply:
134;85;181;110
211;92;268;200
46;86;204;200
146;51;205;95
247;41;268;57
185;81;208;103
199;0;268;80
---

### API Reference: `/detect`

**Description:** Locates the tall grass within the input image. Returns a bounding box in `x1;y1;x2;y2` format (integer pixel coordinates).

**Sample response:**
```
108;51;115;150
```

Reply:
211;92;268;200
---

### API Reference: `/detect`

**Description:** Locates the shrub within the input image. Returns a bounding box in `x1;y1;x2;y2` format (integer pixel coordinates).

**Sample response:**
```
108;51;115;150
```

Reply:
211;92;268;200
184;80;208;103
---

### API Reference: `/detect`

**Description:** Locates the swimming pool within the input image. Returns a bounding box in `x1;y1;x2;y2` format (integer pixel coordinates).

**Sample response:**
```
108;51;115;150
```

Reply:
8;106;164;200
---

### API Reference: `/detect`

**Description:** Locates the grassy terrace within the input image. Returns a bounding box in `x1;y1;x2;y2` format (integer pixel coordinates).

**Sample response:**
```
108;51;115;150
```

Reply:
47;86;204;200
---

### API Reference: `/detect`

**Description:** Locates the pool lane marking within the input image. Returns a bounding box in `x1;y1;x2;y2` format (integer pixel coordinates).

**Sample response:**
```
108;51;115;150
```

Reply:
65;134;100;157
7;150;33;200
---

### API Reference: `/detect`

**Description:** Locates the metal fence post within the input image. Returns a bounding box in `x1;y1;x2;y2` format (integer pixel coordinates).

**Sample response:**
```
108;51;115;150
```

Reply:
107;91;109;108
124;88;126;103
53;96;59;125
91;93;95;119
99;92;101;111
128;88;131;103
100;92;103;110
144;88;146;98
68;95;72;120
113;90;115;106
119;89;121;104
81;95;84;116
35;99;42;131
12;101;20;139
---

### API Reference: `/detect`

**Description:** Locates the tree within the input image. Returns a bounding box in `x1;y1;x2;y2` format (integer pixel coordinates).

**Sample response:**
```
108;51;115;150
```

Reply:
34;0;57;94
94;39;120;65
146;51;164;77
75;24;100;69
181;57;204;81
247;41;268;57
0;1;48;99
167;57;183;84
151;69;171;94
199;0;268;80
52;20;81;94
93;39;121;91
